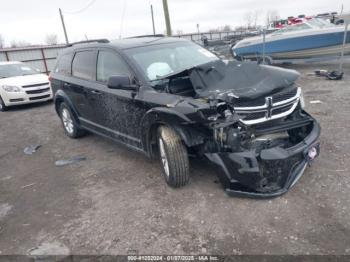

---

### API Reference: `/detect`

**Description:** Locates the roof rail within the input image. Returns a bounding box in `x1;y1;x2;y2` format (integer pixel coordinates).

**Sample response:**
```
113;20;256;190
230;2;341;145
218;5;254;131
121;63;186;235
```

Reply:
127;34;165;39
67;38;109;47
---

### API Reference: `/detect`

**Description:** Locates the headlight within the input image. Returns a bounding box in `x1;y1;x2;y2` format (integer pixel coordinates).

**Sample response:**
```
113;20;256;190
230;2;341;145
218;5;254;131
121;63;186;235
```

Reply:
299;89;305;109
2;85;21;92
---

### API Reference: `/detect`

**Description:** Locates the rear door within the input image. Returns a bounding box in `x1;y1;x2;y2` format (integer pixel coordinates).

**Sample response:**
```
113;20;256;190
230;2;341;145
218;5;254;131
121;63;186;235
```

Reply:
51;52;73;95
69;49;97;121
86;49;146;149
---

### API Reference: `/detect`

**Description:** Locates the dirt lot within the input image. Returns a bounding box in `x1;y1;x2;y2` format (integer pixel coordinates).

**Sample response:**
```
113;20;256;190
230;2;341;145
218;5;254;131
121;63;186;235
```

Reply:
0;62;350;256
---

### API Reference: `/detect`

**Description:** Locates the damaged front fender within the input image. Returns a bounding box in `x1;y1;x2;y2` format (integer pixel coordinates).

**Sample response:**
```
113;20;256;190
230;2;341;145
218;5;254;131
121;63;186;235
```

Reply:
140;106;208;157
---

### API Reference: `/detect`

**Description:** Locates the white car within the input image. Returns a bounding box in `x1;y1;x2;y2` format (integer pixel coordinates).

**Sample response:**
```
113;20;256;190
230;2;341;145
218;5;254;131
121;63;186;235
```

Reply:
0;61;53;111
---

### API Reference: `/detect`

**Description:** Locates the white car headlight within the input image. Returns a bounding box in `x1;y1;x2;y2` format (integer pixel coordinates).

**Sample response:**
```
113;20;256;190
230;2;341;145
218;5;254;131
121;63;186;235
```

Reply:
299;89;305;109
2;85;21;92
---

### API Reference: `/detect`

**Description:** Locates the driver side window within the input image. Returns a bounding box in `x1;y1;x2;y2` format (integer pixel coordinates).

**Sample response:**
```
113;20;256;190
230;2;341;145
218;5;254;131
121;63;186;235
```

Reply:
97;51;131;82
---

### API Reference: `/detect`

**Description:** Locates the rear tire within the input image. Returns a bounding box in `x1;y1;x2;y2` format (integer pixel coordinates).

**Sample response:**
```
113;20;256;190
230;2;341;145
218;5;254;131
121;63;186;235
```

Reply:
58;103;86;138
158;126;190;188
0;96;8;112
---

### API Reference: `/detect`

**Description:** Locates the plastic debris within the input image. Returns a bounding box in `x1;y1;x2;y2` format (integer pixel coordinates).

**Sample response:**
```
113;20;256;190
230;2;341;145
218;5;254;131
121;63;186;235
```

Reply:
314;70;343;80
23;144;41;155
309;100;323;104
21;183;36;189
55;156;86;167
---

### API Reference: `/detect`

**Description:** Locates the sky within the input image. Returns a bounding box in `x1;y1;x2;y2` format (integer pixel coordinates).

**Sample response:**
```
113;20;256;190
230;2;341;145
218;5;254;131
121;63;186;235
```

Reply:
0;0;348;46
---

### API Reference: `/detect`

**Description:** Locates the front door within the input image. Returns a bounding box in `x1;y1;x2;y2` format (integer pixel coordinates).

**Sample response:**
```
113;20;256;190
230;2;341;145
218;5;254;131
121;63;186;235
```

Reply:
86;49;146;149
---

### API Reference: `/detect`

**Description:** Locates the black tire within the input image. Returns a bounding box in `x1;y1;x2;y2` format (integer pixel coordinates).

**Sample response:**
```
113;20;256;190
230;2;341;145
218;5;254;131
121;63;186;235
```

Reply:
0;96;8;112
158;126;190;188
58;102;86;138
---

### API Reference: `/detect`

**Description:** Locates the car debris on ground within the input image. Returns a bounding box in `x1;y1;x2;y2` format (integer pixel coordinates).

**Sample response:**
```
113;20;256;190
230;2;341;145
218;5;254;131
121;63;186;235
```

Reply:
55;156;87;167
309;100;323;104
23;144;41;155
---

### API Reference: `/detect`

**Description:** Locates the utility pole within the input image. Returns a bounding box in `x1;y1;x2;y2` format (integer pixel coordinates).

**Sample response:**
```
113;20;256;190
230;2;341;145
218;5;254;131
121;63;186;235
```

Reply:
162;0;172;36
59;8;69;45
150;4;156;35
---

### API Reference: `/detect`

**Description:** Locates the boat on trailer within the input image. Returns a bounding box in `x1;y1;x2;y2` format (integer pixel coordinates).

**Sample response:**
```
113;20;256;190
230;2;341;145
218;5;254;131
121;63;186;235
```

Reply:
232;18;350;63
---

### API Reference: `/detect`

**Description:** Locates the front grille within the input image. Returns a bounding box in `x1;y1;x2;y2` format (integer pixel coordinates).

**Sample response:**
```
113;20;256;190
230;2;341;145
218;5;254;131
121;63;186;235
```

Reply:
234;87;300;125
22;82;49;88
239;111;266;120
29;94;51;101
233;87;297;108
9;98;24;102
272;104;294;116
26;88;50;95
272;87;298;103
234;97;266;107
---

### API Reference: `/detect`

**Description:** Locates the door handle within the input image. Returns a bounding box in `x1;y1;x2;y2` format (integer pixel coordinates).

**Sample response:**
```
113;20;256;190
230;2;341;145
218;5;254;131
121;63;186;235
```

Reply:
63;82;71;87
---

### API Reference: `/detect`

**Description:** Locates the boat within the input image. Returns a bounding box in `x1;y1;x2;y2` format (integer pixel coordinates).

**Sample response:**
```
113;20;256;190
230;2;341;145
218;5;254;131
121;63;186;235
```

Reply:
232;18;350;63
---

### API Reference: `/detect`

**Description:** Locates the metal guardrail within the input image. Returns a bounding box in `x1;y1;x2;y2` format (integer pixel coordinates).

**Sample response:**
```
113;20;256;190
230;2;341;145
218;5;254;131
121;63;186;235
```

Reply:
0;45;66;74
175;30;259;42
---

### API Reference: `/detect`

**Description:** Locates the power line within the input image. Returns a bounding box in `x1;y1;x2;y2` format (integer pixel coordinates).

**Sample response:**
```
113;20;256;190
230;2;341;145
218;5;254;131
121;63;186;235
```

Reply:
63;0;97;15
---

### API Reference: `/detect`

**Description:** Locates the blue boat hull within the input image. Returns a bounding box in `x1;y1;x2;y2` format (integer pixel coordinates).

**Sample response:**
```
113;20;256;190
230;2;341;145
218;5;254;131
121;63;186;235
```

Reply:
233;31;350;59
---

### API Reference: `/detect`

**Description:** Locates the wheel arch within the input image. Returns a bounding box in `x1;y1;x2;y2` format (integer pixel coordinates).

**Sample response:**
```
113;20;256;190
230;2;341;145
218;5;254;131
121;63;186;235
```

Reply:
54;90;80;125
141;107;205;158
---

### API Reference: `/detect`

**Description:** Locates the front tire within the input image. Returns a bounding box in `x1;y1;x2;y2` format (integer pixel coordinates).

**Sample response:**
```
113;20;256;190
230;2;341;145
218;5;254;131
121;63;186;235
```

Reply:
0;96;8;112
58;103;85;138
158;126;190;188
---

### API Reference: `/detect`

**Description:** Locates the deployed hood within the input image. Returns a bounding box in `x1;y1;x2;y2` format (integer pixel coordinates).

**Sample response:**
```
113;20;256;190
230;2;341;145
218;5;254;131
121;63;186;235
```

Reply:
189;60;299;100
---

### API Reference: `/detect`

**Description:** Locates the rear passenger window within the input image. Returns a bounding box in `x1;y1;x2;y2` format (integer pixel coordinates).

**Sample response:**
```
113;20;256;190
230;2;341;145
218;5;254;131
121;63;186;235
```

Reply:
72;51;96;80
97;51;131;82
55;53;72;75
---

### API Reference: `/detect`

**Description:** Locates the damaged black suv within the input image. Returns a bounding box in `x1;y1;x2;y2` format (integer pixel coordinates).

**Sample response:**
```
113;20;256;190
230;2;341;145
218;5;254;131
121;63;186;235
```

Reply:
50;37;320;198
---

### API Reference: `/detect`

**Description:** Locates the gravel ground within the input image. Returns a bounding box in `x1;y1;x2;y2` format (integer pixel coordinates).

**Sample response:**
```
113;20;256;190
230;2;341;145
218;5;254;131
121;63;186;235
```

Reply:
0;62;349;256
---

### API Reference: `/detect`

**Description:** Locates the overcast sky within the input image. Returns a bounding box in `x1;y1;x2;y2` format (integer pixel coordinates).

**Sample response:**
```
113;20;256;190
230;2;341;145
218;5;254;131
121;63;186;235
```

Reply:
0;0;348;46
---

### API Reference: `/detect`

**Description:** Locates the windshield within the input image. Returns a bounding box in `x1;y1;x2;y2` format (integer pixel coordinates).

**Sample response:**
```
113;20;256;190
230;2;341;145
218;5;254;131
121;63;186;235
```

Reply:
307;18;335;28
0;63;39;78
125;42;219;81
273;23;312;34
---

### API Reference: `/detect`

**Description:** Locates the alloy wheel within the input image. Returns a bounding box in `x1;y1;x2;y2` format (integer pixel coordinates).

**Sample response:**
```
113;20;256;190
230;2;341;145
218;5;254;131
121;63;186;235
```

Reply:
61;108;74;134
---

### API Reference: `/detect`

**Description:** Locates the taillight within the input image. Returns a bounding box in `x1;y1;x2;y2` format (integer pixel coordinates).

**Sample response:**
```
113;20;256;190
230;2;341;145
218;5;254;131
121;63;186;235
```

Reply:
48;75;53;82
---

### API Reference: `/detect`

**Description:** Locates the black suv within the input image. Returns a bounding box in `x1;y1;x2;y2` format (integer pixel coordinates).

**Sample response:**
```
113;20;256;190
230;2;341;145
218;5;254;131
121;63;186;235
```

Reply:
50;37;320;198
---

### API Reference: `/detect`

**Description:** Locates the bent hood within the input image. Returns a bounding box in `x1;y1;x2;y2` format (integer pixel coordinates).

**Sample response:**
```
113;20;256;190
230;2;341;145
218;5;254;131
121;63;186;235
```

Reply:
189;60;299;100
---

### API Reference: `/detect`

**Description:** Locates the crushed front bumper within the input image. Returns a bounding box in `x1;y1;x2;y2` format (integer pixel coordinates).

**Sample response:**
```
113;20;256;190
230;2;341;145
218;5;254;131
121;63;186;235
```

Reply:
205;119;321;198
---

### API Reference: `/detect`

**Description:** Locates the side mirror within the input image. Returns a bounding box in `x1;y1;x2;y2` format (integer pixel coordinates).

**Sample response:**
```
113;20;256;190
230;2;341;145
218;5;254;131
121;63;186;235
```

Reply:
107;75;137;91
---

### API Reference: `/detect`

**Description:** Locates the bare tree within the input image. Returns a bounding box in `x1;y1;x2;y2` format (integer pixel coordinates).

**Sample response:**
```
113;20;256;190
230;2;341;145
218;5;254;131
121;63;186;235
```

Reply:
0;34;4;48
176;29;183;36
244;12;253;29
208;28;219;33
266;10;280;26
253;10;261;28
222;25;232;32
10;40;31;48
45;34;58;45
